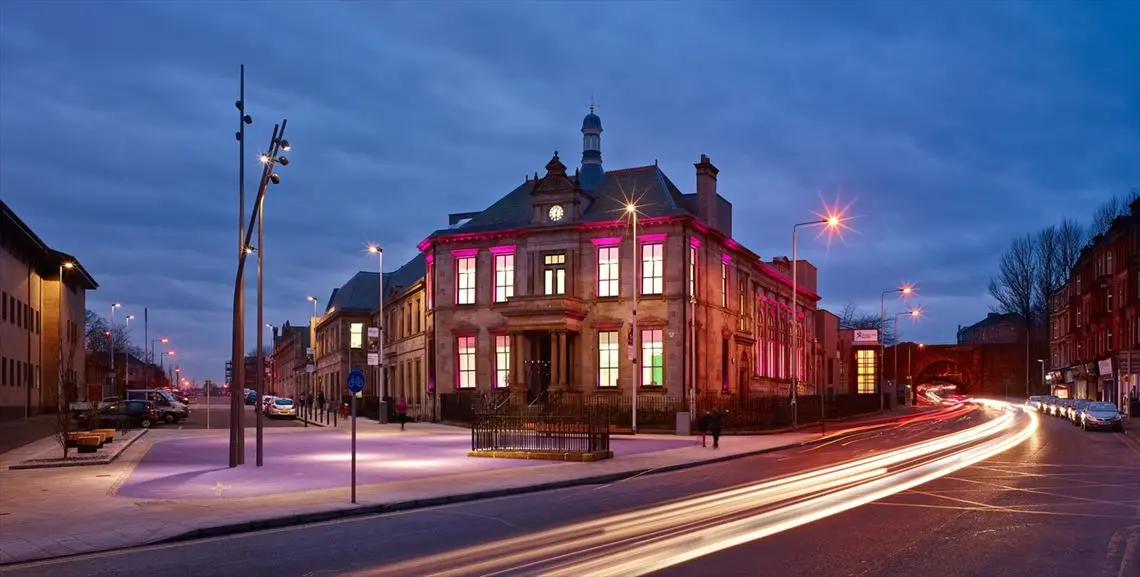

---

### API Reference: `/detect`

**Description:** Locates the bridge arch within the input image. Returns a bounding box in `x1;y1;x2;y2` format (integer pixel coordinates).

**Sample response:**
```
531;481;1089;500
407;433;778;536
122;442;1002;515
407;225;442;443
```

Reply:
913;358;975;393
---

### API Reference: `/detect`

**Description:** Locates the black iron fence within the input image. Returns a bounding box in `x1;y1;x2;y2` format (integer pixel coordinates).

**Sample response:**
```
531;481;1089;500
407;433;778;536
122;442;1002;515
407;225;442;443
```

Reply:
470;412;611;454
442;391;885;433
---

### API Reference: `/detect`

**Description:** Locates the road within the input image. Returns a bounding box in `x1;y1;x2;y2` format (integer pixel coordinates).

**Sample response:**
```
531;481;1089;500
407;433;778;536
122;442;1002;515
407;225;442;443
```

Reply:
5;403;1137;577
176;396;303;430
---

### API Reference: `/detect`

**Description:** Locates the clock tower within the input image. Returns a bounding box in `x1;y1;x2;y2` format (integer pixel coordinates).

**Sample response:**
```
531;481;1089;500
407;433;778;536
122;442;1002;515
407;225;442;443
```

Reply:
530;150;588;225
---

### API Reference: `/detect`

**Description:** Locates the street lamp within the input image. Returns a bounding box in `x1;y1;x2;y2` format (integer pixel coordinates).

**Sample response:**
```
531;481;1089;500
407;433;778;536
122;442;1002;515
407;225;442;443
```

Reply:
1037;359;1046;397
791;214;843;431
124;315;135;388
368;245;385;399
232;118;291;469
879;285;915;410
625;202;640;434
307;295;319;318
110;303;122;397
57;262;74;414
150;337;169;386
893;307;922;397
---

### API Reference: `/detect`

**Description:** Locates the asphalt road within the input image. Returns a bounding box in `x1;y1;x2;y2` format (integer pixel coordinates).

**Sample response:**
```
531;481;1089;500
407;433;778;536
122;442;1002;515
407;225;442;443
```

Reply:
175;397;303;430
6;405;1137;577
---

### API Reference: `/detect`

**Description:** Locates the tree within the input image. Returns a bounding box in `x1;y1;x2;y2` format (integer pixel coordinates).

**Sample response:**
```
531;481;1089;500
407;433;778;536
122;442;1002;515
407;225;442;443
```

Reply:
1090;190;1139;237
1055;217;1085;280
84;310;133;355
838;302;897;345
1033;225;1059;328
53;318;86;458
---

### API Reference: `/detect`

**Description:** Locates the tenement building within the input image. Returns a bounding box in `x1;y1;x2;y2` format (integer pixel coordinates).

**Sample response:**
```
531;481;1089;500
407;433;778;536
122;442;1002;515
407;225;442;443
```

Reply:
418;109;822;405
372;255;428;409
1;200;98;419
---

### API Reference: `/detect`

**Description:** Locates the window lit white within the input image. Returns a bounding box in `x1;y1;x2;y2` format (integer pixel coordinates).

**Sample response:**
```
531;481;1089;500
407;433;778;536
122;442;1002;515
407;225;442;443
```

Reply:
544;254;566;296
457;336;476;389
350;323;363;349
598;246;619;297
456;256;476;305
641;243;663;295
598;331;619;388
689;245;697;297
494;335;511;388
494;254;514;303
721;260;728;307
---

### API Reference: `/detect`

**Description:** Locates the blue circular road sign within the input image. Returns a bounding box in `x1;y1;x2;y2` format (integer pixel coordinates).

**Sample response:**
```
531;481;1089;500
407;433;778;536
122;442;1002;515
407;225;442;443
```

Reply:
347;369;366;394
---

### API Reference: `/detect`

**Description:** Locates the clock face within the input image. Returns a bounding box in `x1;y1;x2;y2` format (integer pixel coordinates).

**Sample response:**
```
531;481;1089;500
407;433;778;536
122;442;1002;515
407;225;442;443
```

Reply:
548;204;565;222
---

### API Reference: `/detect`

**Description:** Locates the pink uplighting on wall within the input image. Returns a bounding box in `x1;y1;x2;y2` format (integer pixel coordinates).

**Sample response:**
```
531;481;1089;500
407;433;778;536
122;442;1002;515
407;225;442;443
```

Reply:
590;236;622;247
451;248;478;258
689;236;702;248
424;254;434;265
488;245;516;254
722;253;732;264
639;233;667;244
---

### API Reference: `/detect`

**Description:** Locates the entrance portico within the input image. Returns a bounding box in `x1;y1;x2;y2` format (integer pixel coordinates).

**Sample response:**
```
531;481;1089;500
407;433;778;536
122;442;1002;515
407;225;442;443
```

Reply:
499;295;586;400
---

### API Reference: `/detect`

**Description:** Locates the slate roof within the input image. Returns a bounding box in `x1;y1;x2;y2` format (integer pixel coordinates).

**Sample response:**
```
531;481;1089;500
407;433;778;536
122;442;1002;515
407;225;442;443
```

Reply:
426;161;698;239
2;200;98;290
322;254;428;315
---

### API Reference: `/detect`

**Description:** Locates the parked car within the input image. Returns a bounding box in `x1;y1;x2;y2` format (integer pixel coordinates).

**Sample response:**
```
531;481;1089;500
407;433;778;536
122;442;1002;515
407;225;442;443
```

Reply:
1079;402;1125;431
267;398;296;418
244;389;258;405
1067;399;1091;424
79;400;159;429
126;389;190;424
1026;395;1042;408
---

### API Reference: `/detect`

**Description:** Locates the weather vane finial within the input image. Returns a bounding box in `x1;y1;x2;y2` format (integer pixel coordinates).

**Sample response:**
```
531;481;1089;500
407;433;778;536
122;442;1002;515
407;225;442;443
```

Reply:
589;94;596;113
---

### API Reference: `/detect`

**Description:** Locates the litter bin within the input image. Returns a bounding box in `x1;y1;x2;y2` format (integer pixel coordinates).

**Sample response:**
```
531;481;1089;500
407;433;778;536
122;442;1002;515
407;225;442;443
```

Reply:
378;400;388;424
675;411;691;435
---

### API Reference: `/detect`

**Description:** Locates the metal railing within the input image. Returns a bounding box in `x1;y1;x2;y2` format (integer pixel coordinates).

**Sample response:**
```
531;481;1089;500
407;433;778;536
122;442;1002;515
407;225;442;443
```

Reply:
471;413;610;454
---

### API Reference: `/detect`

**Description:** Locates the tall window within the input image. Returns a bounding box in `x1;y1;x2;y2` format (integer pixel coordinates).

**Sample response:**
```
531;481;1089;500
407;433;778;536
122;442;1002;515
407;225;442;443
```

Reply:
642;329;664;386
350;323;363;349
737;278;748;331
689;245;697;297
494;254;515;303
856;349;876;394
642;243;663;295
598;247;620;297
1107;287;1113;312
721;261;728;307
426;260;433;310
456;256;476;305
494;335;510;388
598;331;619;388
544;254;566;295
457;336;476;388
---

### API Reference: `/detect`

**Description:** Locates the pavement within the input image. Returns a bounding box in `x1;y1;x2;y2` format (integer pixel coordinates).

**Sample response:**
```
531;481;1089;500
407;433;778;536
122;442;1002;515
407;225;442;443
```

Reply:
1;403;1084;577
0;404;935;566
0;415;57;454
6;403;1137;577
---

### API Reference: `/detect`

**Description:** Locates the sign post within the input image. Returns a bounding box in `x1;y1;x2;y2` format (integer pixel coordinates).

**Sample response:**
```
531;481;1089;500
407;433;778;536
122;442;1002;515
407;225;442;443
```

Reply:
346;368;365;504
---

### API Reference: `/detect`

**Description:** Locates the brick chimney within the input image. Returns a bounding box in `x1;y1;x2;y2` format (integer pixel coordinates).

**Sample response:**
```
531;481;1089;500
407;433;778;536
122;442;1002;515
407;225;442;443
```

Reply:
695;154;719;228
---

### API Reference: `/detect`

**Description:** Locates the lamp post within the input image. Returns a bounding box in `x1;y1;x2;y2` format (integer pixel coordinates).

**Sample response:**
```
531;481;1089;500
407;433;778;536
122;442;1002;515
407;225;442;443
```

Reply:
879;285;913;410
110;303;122;396
625;203;639;435
307;295;319;318
57;262;74;412
124;315;135;389
892;308;922;396
791;216;841;431
150;337;169;387
1037;359;1046;397
368;245;385;400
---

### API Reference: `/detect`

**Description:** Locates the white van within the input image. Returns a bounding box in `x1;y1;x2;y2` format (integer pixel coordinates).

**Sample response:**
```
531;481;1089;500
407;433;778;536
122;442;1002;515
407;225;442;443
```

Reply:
126;389;190;424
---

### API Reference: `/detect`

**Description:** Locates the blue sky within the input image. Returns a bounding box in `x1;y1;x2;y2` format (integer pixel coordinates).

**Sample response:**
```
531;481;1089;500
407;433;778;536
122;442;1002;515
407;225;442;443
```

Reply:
2;2;1137;384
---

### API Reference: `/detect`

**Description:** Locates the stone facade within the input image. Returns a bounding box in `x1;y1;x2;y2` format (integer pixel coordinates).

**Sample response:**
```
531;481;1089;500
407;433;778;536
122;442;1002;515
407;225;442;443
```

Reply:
372;272;428;405
1;200;97;420
271;322;309;399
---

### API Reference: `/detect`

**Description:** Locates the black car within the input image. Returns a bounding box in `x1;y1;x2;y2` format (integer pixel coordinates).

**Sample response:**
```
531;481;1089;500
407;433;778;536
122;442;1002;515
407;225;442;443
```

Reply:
79;400;159;429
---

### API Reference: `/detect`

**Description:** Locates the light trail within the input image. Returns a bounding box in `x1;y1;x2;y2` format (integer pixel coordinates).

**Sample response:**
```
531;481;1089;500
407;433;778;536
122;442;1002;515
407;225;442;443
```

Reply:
352;401;1037;577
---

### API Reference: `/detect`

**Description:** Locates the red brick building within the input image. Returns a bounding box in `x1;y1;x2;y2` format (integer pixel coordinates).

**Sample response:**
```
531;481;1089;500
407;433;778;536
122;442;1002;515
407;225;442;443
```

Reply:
1049;197;1140;411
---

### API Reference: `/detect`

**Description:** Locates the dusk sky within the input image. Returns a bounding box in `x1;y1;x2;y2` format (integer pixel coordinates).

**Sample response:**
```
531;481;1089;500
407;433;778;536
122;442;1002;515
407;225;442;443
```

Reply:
2;2;1137;384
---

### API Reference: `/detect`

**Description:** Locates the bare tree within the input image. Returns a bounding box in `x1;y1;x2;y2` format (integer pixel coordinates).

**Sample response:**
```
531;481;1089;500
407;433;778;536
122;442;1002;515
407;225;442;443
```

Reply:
1090;190;1139;237
989;234;1037;323
52;326;85;458
838;302;897;345
85;309;132;354
1055;217;1085;281
1034;225;1059;327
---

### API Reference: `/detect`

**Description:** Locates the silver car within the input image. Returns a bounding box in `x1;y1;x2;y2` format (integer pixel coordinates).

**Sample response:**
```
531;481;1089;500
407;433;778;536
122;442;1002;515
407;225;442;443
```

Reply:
1080;402;1124;432
267;397;296;418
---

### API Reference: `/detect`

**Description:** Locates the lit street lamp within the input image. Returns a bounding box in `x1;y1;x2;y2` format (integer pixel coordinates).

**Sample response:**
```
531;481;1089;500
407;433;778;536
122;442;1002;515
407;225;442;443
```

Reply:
229;97;291;468
150;337;169;387
368;245;384;399
57;262;74;413
307;295;319;318
110;303;122;397
124;315;135;388
791;215;842;432
879;285;914;410
625;203;639;435
892;308;922;397
1037;359;1046;397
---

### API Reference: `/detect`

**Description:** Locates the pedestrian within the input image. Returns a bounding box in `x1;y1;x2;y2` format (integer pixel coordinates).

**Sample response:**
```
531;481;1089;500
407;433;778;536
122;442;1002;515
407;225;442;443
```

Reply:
317;391;326;415
397;395;408;431
708;409;725;449
697;411;710;447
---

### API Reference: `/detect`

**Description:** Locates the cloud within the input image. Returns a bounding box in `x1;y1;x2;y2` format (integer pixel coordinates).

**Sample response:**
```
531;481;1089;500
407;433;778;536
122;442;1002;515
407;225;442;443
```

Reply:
2;2;1137;381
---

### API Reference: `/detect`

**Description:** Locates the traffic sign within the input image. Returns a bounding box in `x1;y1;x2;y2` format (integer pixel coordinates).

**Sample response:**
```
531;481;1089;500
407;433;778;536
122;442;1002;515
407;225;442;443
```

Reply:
347;369;366;394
